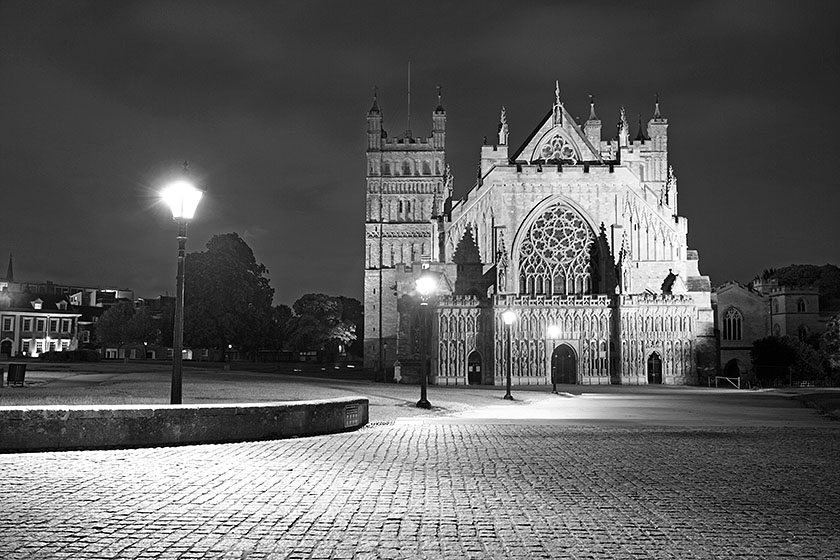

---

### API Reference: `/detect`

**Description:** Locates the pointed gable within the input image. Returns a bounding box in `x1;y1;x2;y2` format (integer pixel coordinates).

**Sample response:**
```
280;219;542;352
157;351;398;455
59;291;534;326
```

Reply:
510;104;603;164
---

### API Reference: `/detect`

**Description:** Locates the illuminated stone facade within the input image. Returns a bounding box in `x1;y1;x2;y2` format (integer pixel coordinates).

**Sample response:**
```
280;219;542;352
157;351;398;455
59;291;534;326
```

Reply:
364;84;716;385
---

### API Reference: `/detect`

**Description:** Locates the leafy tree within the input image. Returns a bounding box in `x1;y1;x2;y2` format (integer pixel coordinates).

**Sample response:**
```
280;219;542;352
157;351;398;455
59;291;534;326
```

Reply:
751;336;824;385
97;302;158;351
127;307;159;345
183;233;275;359
285;293;361;360
96;301;136;350
819;315;840;379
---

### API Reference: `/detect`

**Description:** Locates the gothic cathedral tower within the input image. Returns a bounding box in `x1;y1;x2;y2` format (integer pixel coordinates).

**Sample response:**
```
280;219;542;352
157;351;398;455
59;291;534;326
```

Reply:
363;89;449;375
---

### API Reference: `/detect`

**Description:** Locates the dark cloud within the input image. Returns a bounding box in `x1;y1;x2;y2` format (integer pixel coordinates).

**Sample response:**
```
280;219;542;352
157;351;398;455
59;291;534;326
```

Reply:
1;0;838;304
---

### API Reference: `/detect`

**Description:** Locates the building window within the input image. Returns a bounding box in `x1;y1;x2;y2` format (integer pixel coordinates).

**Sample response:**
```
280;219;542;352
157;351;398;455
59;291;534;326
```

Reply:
22;317;33;331
722;307;743;341
21;340;30;354
61;339;70;350
402;160;412;175
82;330;90;343
423;161;431;175
772;299;779;313
61;319;72;333
518;202;594;296
35;318;46;332
383;162;391;175
49;319;59;332
798;324;810;341
1;316;12;331
797;298;807;313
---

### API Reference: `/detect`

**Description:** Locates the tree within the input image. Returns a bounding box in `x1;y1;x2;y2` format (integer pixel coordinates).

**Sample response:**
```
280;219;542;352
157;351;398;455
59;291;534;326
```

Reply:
285;293;361;360
183;233;275;359
96;302;159;352
819;315;840;381
751;336;823;385
96;301;136;350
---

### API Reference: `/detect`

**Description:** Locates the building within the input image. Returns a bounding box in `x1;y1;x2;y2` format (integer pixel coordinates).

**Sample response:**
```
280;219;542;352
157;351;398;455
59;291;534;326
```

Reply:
364;83;716;386
0;291;82;358
715;279;825;380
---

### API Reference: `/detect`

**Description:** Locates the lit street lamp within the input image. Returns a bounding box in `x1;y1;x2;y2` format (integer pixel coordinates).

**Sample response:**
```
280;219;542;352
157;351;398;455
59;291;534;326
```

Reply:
502;309;517;400
415;269;437;409
161;176;203;405
547;324;561;394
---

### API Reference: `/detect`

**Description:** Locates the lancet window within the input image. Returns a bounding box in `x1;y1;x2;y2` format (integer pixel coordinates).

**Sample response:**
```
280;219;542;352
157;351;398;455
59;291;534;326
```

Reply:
722;307;742;341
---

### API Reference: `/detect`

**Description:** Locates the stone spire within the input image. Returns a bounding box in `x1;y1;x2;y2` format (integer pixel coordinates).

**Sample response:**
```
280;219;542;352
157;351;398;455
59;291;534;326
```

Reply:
4;253;13;282
618;106;630;147
553;80;563;125
498;106;509;145
653;92;662;119
634;113;649;142
369;86;380;114
588;94;598;121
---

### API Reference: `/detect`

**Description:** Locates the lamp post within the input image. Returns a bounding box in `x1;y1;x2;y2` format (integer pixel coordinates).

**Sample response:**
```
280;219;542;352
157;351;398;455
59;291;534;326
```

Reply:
502;309;517;400
415;269;437;409
161;178;203;405
547;324;561;394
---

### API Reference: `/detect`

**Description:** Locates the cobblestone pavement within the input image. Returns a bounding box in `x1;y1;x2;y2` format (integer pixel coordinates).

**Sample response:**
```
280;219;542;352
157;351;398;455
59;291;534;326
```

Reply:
2;418;839;559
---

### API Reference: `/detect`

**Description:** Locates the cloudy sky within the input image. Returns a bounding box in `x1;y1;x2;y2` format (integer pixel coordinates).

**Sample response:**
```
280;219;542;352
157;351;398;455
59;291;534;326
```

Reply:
1;1;838;305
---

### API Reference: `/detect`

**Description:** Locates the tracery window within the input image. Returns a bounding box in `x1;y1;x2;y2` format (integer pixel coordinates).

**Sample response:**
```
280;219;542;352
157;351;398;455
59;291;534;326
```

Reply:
537;134;578;164
518;203;594;296
722;307;742;341
797;298;807;313
402;160;412;175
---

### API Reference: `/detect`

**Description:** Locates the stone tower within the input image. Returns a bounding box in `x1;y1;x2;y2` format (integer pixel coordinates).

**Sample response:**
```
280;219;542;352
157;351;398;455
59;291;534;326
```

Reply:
363;88;449;376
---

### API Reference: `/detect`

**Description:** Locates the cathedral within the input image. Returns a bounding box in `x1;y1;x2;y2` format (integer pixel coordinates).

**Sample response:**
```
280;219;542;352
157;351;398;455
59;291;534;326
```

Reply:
363;83;716;386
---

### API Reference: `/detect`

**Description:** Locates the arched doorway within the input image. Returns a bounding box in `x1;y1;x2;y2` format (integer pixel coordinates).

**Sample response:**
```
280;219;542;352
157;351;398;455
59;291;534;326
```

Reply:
467;351;482;385
723;359;744;378
551;344;576;385
647;352;663;384
0;339;11;358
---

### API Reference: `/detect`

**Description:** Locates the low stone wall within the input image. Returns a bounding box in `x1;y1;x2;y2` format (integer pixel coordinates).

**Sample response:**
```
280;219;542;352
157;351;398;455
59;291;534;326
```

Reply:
0;397;368;452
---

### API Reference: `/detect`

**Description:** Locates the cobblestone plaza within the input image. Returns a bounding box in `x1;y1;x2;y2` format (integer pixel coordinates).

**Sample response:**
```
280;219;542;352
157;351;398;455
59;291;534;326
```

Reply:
2;406;838;559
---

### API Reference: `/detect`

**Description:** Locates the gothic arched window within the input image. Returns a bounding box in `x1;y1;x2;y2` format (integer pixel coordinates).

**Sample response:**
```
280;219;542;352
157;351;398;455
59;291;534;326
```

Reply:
797;298;807;313
772;299;779;313
722;307;743;341
402;159;412;175
517;203;594;296
383;161;391;175
422;161;431;175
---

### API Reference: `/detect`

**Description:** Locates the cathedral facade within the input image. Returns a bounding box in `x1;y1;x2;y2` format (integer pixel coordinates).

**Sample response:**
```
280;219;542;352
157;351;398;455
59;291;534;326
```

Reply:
364;84;716;386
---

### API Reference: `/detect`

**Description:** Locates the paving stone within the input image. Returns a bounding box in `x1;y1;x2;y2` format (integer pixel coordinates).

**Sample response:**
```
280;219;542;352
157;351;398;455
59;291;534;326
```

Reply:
1;424;838;559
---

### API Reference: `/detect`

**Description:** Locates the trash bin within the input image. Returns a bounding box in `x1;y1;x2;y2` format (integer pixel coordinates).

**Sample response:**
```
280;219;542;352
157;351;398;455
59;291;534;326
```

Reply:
7;363;26;386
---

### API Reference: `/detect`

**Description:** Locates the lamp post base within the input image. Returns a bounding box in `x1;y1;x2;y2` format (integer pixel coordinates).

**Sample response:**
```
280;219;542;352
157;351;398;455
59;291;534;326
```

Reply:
416;399;432;409
503;394;514;401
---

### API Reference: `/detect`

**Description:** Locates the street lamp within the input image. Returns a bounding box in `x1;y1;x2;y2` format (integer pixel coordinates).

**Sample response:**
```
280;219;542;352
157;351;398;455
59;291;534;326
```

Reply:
502;309;517;400
415;269;437;409
161;177;203;405
547;324;561;394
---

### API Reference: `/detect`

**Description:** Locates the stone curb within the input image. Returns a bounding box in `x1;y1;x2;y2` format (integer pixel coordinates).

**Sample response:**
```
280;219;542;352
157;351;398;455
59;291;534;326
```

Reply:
0;397;368;453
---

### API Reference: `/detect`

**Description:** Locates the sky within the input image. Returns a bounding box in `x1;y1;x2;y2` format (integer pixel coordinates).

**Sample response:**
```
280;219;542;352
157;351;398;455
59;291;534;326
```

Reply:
1;0;838;306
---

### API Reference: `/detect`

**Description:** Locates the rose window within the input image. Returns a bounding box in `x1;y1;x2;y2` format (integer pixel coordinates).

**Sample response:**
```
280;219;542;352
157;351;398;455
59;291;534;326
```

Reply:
518;204;594;295
539;134;578;164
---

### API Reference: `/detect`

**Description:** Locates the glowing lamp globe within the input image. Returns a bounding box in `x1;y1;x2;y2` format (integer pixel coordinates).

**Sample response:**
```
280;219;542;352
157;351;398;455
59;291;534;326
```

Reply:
502;309;517;325
547;325;561;338
161;180;203;220
416;273;437;298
